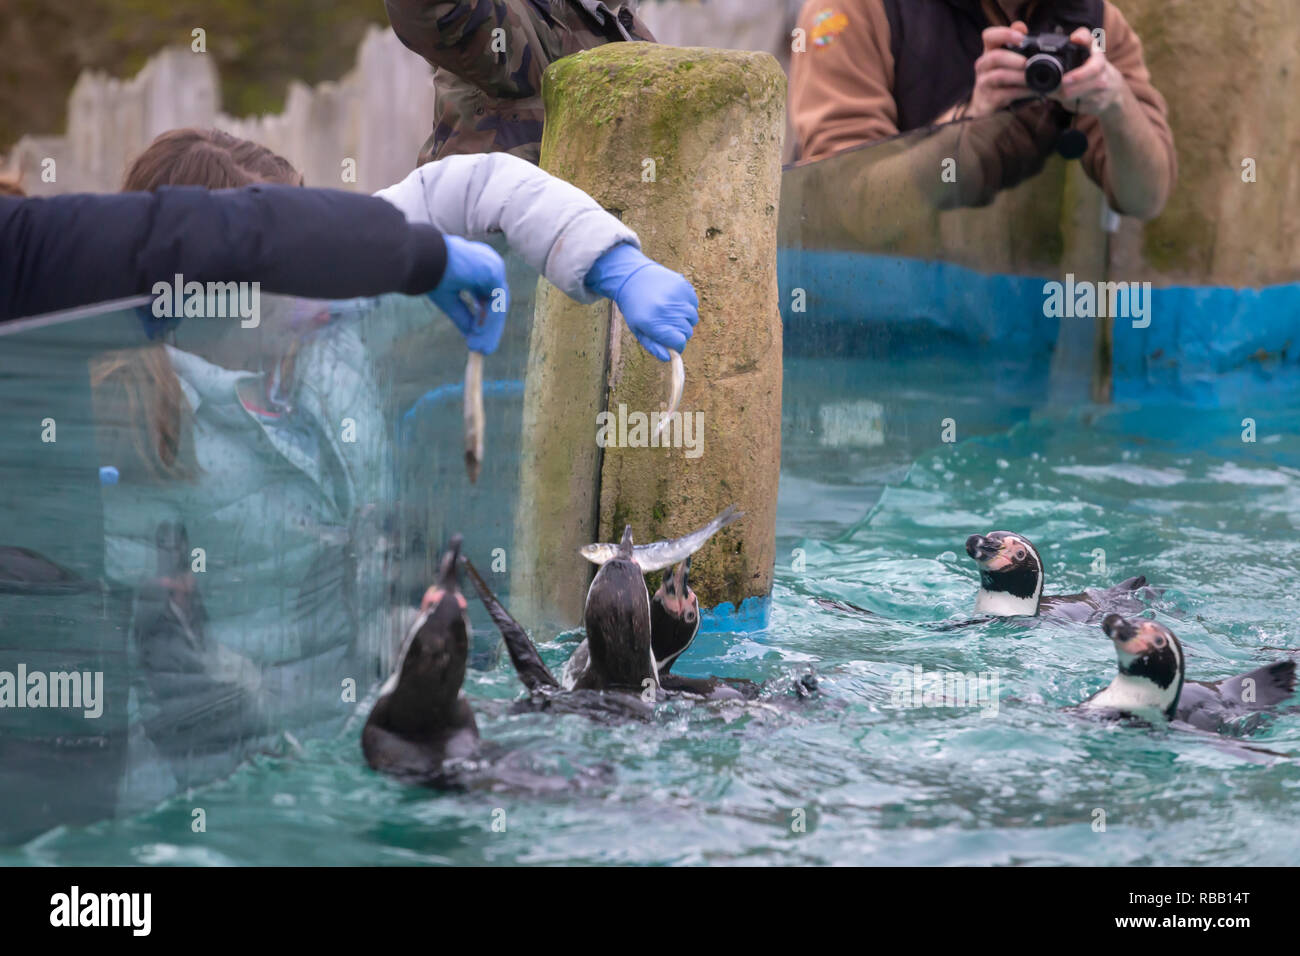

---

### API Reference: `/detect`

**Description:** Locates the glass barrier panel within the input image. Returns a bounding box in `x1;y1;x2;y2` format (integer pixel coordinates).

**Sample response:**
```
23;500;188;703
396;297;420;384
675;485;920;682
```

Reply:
0;254;540;840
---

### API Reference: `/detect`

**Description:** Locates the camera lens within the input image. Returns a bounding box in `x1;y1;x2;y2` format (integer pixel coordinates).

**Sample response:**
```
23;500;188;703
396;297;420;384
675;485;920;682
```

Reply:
1024;53;1064;94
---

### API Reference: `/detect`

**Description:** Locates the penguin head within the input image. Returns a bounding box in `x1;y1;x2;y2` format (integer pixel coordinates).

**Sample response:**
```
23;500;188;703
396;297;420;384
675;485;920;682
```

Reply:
650;557;700;672
1101;614;1184;716
967;531;1044;616
398;536;470;715
656;557;698;622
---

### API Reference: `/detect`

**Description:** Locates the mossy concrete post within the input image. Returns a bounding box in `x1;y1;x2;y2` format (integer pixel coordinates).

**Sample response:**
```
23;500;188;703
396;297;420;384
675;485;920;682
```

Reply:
511;44;785;634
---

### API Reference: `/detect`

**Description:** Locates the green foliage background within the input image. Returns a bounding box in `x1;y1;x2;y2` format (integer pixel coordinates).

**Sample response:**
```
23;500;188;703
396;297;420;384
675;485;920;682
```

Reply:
0;0;390;152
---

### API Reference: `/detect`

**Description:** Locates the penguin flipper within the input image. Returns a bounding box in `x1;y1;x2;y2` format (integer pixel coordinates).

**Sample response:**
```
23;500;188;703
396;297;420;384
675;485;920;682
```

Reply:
659;672;752;701
1213;660;1297;709
462;558;559;691
1168;720;1290;763
814;597;875;616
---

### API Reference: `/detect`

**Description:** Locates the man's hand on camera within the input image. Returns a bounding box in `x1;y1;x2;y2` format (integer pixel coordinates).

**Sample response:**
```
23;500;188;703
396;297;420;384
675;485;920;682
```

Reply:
1050;26;1128;116
965;20;1032;118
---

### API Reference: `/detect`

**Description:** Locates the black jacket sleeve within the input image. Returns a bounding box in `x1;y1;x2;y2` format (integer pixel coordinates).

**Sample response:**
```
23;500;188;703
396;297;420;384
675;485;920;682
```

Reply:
0;184;448;321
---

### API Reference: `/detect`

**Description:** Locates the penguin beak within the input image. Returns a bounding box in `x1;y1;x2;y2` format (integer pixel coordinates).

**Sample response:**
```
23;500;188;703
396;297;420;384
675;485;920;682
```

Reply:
438;534;463;590
671;556;691;596
421;535;467;613
1101;613;1134;643
1102;613;1156;657
966;534;998;564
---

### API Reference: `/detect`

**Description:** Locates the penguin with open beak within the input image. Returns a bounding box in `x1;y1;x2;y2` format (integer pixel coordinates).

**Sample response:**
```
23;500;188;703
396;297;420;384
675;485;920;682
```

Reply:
650;557;699;675
362;535;480;781
463;509;782;713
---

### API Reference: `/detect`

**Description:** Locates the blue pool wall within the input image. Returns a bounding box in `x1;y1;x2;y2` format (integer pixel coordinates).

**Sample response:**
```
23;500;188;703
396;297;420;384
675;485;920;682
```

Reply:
778;248;1300;408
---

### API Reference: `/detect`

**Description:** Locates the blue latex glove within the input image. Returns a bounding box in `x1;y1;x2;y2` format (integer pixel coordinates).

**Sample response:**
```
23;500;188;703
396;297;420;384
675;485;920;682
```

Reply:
428;235;510;354
584;243;699;362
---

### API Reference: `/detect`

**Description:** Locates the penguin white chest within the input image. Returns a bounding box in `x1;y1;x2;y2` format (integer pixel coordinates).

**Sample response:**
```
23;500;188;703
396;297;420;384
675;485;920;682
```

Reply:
1084;674;1174;720
974;589;1039;617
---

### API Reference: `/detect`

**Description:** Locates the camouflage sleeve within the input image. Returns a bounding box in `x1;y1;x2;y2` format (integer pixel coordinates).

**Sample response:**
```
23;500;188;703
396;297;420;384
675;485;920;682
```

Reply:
384;0;550;99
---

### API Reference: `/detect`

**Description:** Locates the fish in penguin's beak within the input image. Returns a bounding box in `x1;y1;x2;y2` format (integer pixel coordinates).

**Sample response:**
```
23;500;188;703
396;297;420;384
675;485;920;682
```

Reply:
658;556;696;618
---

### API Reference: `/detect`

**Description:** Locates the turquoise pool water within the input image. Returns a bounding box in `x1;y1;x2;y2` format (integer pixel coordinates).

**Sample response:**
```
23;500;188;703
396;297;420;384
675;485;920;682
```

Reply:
6;354;1300;866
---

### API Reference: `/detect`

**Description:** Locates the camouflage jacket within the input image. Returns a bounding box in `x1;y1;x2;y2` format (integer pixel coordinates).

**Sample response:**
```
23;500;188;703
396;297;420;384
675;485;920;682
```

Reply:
385;0;656;166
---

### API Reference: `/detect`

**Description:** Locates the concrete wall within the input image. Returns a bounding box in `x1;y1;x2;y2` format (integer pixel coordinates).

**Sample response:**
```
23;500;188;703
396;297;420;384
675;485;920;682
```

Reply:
5;27;434;196
1112;0;1300;287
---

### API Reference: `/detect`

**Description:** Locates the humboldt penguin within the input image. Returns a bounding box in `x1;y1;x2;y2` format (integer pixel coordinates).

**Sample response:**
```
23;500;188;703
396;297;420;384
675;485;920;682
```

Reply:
576;525;660;694
362;536;479;780
561;506;749;696
647;556;764;698
557;554;709;691
1079;614;1296;733
650;557;699;674
965;530;1150;621
463;506;788;714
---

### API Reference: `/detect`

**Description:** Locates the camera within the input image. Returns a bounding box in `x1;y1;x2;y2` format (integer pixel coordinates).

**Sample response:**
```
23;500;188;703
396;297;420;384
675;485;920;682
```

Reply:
1005;33;1091;94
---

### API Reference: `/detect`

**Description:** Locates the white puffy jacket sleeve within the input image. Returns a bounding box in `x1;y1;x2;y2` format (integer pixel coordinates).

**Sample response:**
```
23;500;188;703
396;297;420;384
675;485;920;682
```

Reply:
374;153;640;304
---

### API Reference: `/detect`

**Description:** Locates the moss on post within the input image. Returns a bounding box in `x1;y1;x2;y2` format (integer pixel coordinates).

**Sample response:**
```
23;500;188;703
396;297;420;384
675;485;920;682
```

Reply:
511;44;786;632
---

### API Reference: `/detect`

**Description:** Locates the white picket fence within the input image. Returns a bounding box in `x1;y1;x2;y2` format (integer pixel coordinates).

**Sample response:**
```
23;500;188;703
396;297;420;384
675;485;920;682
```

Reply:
4;4;798;197
7;27;436;196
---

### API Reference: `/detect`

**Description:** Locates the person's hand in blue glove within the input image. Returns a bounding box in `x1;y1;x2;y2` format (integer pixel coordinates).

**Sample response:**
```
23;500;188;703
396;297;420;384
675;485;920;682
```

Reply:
584;243;699;362
428;235;510;354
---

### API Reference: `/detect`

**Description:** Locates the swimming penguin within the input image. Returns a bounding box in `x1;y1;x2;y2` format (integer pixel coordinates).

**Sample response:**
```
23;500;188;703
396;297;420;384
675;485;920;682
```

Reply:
575;525;660;693
651;557;699;674
362;536;479;780
1079;614;1296;732
463;506;795;713
463;554;658;721
560;506;749;696
557;555;709;690
966;530;1150;621
647;556;767;697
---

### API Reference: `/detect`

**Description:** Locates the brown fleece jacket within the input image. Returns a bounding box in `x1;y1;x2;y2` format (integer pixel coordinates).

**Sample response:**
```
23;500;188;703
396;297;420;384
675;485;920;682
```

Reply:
789;0;1176;214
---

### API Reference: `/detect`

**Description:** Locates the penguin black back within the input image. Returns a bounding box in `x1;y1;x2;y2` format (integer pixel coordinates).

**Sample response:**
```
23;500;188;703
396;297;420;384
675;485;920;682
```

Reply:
580;526;657;693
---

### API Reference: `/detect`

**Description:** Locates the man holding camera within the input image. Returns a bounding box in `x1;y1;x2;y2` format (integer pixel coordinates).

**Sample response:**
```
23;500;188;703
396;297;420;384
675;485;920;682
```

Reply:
789;0;1175;219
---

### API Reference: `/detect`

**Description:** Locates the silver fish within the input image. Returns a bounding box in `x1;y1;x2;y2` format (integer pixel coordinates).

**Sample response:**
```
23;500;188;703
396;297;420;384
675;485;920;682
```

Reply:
579;504;743;572
654;349;684;442
464;350;484;483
